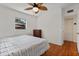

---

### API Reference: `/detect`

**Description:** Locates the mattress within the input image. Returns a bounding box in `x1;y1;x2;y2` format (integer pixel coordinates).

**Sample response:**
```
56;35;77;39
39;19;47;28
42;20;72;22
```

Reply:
0;35;49;56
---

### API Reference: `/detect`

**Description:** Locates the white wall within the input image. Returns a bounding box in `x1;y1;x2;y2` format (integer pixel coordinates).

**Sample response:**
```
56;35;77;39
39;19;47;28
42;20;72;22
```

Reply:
0;5;37;39
37;4;64;45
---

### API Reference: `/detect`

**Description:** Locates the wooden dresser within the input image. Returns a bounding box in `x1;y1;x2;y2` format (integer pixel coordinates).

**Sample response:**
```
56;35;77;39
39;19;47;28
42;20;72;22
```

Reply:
33;29;42;38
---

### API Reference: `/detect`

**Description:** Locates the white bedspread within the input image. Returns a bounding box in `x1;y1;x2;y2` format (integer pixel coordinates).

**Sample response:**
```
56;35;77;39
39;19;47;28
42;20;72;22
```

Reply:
0;35;49;56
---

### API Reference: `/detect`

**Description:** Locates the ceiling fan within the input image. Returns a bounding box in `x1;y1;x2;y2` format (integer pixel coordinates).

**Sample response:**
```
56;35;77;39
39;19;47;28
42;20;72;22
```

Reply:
24;3;48;14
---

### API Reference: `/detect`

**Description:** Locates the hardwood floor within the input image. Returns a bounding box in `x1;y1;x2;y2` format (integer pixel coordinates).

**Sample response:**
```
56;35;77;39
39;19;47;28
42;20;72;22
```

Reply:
42;41;79;56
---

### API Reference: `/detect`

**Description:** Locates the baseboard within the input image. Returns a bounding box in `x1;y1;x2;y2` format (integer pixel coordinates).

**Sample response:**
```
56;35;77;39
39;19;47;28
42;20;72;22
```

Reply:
49;42;63;47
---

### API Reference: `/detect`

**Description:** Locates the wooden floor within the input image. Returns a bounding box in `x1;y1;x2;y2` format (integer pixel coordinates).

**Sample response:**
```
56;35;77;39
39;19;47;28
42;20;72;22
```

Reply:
42;41;79;56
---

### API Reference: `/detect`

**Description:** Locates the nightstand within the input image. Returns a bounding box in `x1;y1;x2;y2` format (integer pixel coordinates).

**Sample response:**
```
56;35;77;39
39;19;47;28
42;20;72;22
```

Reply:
33;29;42;38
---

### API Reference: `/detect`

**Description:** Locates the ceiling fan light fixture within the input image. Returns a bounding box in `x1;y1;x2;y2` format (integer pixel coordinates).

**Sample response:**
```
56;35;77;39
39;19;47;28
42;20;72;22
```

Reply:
25;3;48;14
32;7;39;12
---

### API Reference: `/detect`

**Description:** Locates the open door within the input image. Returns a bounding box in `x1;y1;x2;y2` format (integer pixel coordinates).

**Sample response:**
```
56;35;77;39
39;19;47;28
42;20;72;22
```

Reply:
64;15;77;42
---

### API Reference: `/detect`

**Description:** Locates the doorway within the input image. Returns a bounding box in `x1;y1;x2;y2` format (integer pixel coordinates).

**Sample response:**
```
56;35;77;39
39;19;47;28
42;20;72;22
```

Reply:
64;15;77;42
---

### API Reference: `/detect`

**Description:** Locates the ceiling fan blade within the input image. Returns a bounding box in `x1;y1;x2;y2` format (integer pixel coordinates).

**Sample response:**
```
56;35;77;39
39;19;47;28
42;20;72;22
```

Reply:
24;7;33;10
28;3;34;6
37;3;43;6
38;6;48;11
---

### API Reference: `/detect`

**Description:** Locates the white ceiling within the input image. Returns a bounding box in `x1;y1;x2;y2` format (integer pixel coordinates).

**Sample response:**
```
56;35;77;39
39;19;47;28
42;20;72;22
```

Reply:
0;3;74;15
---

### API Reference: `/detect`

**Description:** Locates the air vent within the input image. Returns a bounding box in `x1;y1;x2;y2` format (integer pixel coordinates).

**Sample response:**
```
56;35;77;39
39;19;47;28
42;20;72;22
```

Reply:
67;9;74;13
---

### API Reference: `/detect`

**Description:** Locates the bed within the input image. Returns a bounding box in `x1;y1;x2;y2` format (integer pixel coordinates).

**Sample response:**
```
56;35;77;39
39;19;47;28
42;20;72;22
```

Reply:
0;35;49;56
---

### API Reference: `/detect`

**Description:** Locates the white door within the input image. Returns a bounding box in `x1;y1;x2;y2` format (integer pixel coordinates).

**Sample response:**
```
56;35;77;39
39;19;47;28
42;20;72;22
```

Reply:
64;17;77;42
77;15;79;52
